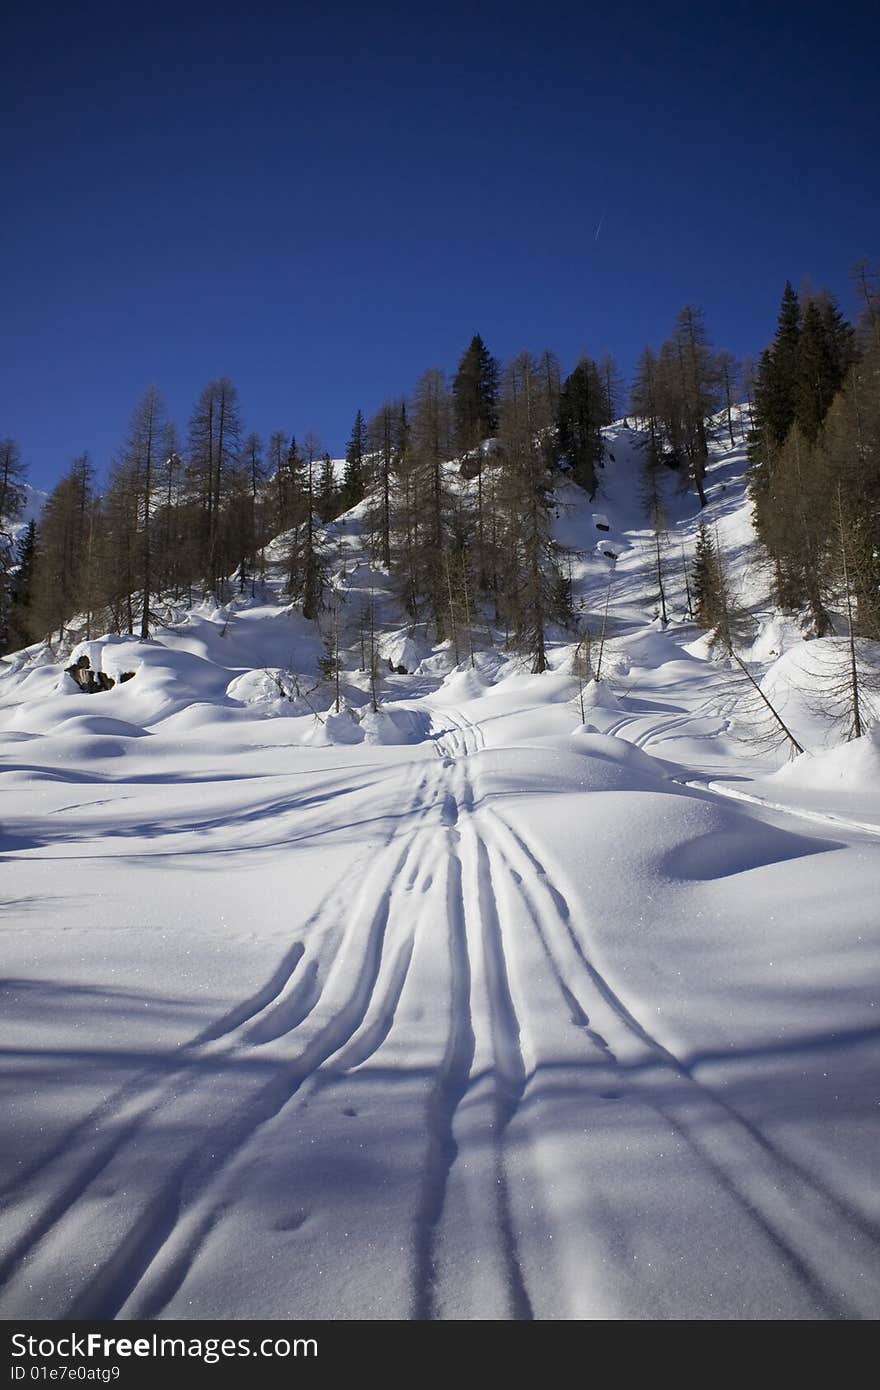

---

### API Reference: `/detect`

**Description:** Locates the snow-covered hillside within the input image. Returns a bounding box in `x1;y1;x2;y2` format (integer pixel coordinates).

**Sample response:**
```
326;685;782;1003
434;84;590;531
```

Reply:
1;421;879;1320
3;480;46;541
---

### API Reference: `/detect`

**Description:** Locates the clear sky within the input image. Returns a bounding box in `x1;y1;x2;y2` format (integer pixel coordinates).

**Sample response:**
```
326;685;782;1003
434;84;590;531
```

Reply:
2;0;877;492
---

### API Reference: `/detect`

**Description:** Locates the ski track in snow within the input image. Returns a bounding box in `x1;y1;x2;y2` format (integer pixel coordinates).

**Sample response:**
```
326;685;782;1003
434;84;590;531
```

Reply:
3;424;880;1320
2;695;879;1320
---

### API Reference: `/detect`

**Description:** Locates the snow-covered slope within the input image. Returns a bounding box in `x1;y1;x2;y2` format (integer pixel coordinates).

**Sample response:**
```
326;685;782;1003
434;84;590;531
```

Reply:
1;418;878;1321
3;480;46;542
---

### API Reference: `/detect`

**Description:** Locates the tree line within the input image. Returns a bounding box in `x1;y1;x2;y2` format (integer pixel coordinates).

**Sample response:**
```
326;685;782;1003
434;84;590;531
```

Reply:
746;267;880;642
2;265;877;691
0;334;618;672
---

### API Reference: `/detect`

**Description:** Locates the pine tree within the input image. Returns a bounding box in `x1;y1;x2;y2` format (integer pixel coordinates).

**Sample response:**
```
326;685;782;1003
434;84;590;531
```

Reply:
795;293;855;442
693;523;720;629
317;452;337;523
343;410;368;509
367;403;395;569
320;598;344;713
693;524;756;657
752;281;802;453
356;595;382;711
452;334;499;455
557;356;606;497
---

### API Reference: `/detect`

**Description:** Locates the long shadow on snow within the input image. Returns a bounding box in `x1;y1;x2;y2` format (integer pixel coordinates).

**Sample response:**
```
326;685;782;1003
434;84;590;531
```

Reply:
2;1022;879;1317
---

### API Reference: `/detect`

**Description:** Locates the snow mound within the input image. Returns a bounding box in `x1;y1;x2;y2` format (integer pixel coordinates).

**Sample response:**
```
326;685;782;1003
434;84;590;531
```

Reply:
303;707;365;746
46;714;149;739
414;649;458;677
226;669;289;706
440;667;490;702
682;631;717;660
760;638;880;752
359;707;432;744
576;678;622;711
378;630;427;673
772;725;880;792
570;729;674;784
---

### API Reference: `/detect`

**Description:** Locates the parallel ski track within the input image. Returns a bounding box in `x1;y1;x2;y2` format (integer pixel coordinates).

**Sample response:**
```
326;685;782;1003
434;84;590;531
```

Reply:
0;762;441;1315
440;705;880;1320
3;699;878;1320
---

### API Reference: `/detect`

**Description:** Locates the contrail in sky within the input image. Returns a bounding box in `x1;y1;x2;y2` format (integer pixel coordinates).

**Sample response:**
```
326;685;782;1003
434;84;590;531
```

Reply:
594;210;606;242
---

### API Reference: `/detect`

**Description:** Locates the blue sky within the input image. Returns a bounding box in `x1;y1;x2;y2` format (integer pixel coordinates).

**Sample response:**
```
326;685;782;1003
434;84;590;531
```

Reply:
2;0;877;492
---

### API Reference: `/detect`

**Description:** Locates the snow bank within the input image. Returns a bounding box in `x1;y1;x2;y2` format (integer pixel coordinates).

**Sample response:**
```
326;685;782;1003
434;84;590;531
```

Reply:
574;677;621;711
303;707;365;746
760;638;880;751
772;724;880;792
226;668;290;706
359;706;432;744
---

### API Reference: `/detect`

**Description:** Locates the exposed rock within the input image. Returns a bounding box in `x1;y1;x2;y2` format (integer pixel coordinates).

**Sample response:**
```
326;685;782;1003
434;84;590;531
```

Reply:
65;655;116;693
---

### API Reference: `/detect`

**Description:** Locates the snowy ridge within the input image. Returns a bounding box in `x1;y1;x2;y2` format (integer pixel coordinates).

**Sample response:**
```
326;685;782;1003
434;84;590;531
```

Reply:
1;417;879;1320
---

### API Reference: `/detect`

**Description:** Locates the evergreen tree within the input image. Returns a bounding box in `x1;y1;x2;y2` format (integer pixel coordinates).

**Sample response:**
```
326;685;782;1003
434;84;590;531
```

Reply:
795;293;855;442
317;452;337;523
452;334;499;454
320;598;344;713
557;356;606;496
367;403;395;569
693;523;720;629
751;281;802;454
749;282;857;620
343;410;368;509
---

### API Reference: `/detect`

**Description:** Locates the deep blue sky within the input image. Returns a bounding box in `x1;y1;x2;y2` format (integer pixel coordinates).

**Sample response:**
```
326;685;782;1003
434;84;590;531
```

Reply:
2;0;877;493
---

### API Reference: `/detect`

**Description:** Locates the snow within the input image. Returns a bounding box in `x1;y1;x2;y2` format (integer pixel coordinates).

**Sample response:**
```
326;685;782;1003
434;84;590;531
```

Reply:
1;410;879;1321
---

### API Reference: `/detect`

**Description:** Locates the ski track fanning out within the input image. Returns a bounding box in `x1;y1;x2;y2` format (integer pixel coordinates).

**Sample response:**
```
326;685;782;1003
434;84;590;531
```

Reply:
2;421;879;1321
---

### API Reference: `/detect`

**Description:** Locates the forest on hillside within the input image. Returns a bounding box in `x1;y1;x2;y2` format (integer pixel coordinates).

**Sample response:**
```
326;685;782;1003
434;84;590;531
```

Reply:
1;264;879;688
